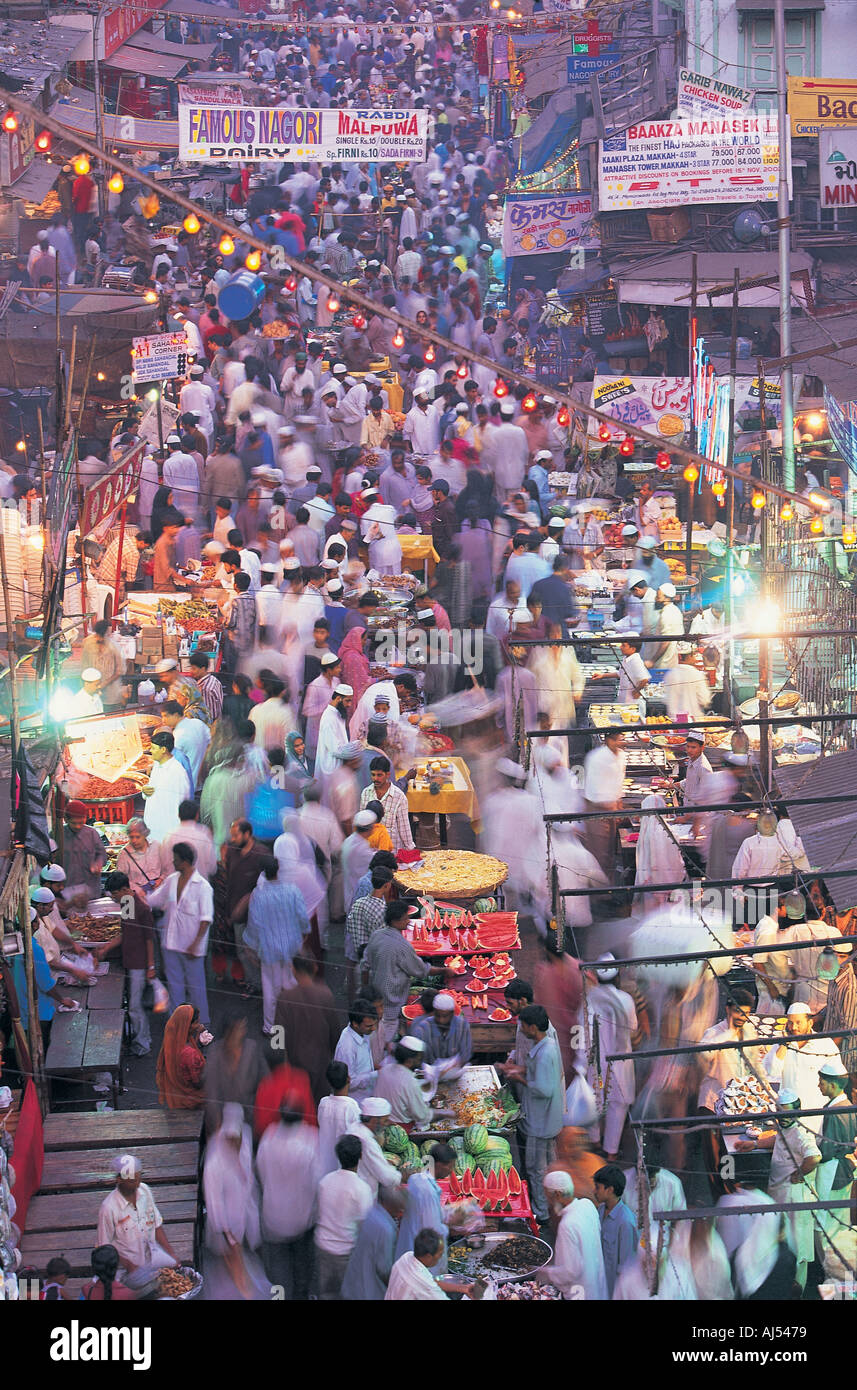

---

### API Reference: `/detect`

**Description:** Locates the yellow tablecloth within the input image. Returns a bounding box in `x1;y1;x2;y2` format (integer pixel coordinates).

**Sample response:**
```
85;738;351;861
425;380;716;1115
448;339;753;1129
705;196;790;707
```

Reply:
407;755;481;828
399;533;439;578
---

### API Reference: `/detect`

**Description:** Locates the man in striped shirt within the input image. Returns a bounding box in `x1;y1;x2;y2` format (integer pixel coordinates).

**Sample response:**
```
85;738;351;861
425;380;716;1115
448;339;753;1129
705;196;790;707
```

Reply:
359;757;415;852
188;651;223;722
345;867;394;966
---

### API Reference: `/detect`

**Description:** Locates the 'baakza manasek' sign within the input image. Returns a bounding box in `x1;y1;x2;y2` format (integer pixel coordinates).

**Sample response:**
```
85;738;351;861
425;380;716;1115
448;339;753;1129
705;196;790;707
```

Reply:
178;105;429;163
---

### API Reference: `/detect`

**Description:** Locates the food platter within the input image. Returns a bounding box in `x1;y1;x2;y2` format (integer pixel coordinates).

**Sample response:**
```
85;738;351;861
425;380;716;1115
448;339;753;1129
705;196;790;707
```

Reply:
394;850;508;899
449;1233;552;1283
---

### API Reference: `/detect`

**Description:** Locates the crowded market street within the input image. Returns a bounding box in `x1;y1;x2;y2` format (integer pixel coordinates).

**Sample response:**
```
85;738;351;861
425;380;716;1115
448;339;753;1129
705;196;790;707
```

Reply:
0;0;856;1324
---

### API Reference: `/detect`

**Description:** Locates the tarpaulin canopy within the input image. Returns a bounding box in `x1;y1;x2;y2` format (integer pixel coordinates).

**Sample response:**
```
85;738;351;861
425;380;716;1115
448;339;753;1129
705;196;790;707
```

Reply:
776;751;857;911
611;251;815;310
49;88;177;148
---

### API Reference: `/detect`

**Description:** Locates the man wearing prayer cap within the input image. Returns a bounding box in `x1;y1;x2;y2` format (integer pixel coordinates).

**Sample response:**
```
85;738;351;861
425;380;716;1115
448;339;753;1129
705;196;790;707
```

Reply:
314;681;353;781
62;798;107;899
582;955;637;1160
346;1096;402;1197
542;1168;608;1300
815;1056;857;1255
97;1154;179;1277
735;1091;820;1290
67;668;104;719
760;995;843;1133
413;989;472;1065
645;581;683;670
375;1034;433;1128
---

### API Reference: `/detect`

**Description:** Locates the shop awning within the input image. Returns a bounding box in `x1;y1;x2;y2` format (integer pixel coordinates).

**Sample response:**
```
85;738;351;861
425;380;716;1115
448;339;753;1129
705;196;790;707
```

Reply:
49;88;177;148
105;45;189;79
776;752;857;911
8;160;58;205
123;30;215;61
611;251;815;310
790;308;857;401
162;0;236;20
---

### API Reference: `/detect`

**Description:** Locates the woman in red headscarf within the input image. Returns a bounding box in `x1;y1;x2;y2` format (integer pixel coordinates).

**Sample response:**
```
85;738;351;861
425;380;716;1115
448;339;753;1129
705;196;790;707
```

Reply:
156;1003;206;1110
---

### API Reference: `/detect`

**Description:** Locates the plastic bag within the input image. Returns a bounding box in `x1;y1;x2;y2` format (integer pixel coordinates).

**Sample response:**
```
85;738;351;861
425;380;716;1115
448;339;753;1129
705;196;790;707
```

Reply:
151;978;170;1013
564;1068;598;1127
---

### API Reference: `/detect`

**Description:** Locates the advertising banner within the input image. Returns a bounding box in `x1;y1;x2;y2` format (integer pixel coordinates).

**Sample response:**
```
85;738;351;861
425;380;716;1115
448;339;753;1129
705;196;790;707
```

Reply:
598;114;785;211
820;129;857;208
131;331;189;384
587;375;791;439
566;26;618;81
80;445;144;535
788;76;857;136
501;194;598;257
676;67;754;116
178;81;245;107
178;104;429;163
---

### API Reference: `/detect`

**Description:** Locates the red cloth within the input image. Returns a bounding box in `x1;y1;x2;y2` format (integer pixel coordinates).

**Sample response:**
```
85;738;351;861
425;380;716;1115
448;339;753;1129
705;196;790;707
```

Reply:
10;1080;44;1231
71;174;94;213
253;1063;317;1139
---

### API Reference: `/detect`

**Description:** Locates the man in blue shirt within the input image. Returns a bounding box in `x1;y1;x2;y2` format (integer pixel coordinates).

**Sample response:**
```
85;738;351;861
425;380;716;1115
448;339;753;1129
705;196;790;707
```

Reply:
341;1187;406;1300
413;991;472;1064
593;1163;639;1296
518;1004;565;1225
529;555;578;635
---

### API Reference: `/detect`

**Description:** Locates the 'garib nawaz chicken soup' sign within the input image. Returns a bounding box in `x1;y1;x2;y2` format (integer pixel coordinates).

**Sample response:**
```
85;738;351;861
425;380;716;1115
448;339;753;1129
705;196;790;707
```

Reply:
178;105;429;163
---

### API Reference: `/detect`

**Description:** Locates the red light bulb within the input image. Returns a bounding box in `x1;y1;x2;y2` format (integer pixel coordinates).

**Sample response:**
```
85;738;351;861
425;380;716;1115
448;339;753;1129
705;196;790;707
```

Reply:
424;345;436;364
556;406;570;426
598;424;611;442
619;438;634;457
285;276;297;292
494;379;508;398
521;393;537;413
352;314;366;330
457;362;467;379
655;450;671;470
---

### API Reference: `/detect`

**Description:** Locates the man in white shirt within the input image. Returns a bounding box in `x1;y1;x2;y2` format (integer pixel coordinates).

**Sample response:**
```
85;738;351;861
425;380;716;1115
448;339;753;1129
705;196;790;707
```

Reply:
761;1002;843;1132
403;391;441;457
67;668;104;719
645;583;684;669
614;637;650;705
97;1154;178;1277
160;801;216;878
348;1097;403;1197
663;645;712;722
582;731;627;877
314;1132;373;1299
315;684;353;779
334;1001;379;1104
163;435;202;516
147;841;214;1024
542;1169;608;1301
142;730;192;842
256;1103;320;1299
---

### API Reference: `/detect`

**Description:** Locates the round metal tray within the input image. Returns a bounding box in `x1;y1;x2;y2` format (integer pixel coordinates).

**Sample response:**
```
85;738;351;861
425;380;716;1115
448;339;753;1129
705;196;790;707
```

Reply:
449;1232;552;1283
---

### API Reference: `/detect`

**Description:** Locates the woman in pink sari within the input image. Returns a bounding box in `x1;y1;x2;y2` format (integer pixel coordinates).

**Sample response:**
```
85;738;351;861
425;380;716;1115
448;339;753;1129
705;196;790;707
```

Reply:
337;626;370;707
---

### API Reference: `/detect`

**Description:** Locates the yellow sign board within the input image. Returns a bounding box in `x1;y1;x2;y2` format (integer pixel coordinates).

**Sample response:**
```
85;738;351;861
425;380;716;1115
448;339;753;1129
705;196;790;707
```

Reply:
788;76;857;135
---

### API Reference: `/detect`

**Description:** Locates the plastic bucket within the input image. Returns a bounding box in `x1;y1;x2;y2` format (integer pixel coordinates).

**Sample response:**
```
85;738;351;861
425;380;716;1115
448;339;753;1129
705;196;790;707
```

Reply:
218;270;266;321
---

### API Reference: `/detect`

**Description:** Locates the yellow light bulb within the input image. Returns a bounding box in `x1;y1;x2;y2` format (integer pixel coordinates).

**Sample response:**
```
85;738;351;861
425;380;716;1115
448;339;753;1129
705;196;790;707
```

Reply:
712;480;726;496
15;439;25;452
183;213;200;235
245;250;261;271
683;464;699;483
780;504;794;521
108;172;123;194
219;235;234;255
810;516;824;534
843;530;856;545
751;491;766;510
96;372;105;382
73;153;90;176
143;289;158;303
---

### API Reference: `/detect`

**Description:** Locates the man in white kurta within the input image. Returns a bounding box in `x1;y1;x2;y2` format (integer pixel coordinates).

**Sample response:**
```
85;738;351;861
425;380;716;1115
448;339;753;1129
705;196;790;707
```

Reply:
142;740;192;843
737;1092;820;1289
315;687;352;778
479;759;549;914
762;1003;842;1132
347;1097;403;1197
385;1250;449;1300
583;956;638;1160
543;1170;608;1301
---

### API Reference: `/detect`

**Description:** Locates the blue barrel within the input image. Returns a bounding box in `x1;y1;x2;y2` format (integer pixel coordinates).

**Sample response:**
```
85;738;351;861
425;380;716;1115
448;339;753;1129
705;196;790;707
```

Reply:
218;270;266;321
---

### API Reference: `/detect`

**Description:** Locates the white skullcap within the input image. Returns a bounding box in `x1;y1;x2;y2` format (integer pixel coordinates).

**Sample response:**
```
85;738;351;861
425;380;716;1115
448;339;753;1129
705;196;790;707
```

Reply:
595;952;618;982
361;1097;391;1116
81;668;101;682
496;757;526;781
638;536;657;551
334;684;353;697
112;1154;142;1177
786;1002;812;1016
685;729;705;744
433;993;455;1011
778;1090;800;1107
548;517;565;529
499;401;515;417
320;651;340;667
400;1035;426;1053
40;864;66;883
155;658;178;673
282;557;302;572
534;449;552;462
819;1059;849;1078
659;582;677;598
30;886;55;905
543;1170;575;1195
354;809;377;828
203;540;225;555
621;524;639;536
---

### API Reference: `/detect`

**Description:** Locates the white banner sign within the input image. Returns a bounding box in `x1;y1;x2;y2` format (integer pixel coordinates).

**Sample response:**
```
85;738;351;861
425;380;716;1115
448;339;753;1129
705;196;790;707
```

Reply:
820;128;857;207
677;67;755;116
131;331;189;384
599;114;786;211
178;81;245;107
178;104;429;163
501;194;599;257
587;375;793;438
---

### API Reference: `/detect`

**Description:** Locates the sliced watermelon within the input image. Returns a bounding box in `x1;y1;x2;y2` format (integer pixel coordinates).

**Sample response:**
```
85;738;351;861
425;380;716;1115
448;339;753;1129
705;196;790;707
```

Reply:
472;1168;486;1196
448;1171;461;1199
461;1168;473;1196
507;1166;522;1197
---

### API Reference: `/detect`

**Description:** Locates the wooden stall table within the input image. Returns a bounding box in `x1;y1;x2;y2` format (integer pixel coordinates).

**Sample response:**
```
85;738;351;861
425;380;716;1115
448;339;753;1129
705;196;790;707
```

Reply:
399;533;438;585
406;756;481;843
45;1007;125;1108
